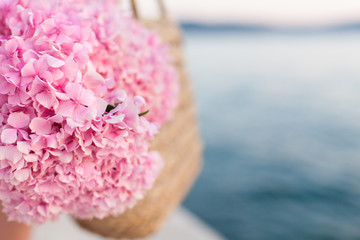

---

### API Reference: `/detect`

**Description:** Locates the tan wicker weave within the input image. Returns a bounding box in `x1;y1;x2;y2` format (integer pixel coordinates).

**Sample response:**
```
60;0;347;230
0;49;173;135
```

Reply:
75;1;203;239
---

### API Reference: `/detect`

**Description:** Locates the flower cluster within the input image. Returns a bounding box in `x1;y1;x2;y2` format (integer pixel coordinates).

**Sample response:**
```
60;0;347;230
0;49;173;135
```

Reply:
0;0;177;224
86;2;178;125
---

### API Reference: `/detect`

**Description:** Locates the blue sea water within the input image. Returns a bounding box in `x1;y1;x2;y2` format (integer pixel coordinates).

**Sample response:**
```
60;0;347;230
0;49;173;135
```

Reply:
182;29;360;240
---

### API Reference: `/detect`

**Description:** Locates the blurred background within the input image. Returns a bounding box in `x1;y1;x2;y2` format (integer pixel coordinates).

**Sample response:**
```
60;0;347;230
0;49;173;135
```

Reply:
162;1;360;240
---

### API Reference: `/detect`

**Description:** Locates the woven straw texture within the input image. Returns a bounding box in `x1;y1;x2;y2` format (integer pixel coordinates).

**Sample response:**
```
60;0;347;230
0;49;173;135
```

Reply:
75;15;203;239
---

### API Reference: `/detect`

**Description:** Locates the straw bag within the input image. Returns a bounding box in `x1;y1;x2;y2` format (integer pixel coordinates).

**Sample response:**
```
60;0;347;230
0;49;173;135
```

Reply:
75;0;203;238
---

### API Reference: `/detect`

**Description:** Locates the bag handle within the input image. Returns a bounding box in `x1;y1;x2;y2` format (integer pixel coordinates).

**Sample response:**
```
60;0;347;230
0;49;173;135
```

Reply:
130;0;167;19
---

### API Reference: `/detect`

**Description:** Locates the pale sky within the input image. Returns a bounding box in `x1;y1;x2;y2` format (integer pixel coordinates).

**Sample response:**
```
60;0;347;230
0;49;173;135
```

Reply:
158;0;360;27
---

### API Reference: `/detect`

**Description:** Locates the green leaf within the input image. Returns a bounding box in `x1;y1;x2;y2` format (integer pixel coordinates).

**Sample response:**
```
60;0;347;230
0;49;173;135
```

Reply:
106;104;116;113
138;110;149;117
106;102;121;113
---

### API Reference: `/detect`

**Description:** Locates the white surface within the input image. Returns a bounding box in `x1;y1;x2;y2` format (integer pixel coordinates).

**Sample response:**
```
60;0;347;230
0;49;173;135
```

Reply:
32;207;225;240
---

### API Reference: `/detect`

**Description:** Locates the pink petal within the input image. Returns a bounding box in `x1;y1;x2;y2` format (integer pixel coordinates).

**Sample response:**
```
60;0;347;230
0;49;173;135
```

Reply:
62;25;76;36
17;141;30;154
48;115;63;123
66;118;80;128
14;169;30;182
34;57;48;75
8;112;30;128
21;60;36;77
23;154;38;163
64;82;82;99
37;205;47;217
1;128;18;144
34;36;48;45
52;69;64;81
22;50;38;62
41;18;56;33
73;105;88;122
27;76;45;97
133;96;146;107
56;33;72;43
56;100;75;117
40;71;54;83
106;114;125;124
72;42;84;53
75;53;89;68
29;118;52;135
0;94;6;105
14;202;30;215
18;129;30;140
13;158;25;172
96;98;108;115
0;147;7;160
59;152;72;163
8;92;21;105
0;80;13;94
54;92;70;100
76;162;96;178
83;70;105;89
65;82;95;106
36;91;54;109
5;39;18;53
0;146;22;163
77;88;96;106
61;59;78;80
4;71;21;86
45;55;65;68
46;134;58;148
48;206;61;215
36;181;61;194
88;97;107;118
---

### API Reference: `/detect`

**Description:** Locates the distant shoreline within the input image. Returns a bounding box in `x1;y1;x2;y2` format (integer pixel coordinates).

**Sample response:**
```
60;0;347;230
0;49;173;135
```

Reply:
180;22;360;33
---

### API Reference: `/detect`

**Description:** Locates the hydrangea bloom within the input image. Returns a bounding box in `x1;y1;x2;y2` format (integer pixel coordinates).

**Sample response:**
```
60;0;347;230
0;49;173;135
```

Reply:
0;0;177;224
64;0;179;125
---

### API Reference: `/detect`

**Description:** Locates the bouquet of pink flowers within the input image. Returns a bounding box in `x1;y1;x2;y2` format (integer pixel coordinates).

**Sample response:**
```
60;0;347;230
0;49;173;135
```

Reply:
0;0;178;224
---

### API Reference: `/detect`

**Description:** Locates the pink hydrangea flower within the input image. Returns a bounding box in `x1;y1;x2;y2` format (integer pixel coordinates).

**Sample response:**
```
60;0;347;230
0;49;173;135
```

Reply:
0;0;177;224
70;0;179;124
